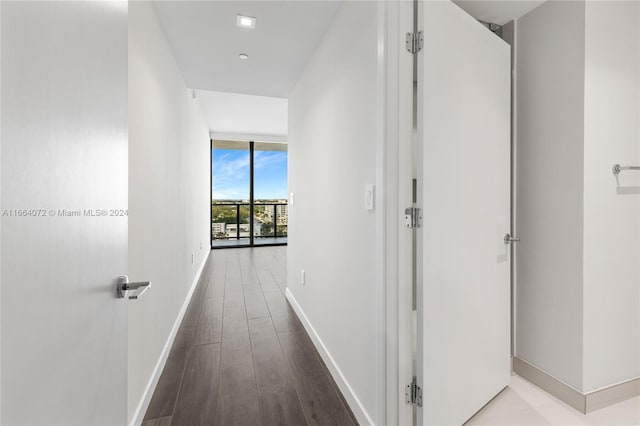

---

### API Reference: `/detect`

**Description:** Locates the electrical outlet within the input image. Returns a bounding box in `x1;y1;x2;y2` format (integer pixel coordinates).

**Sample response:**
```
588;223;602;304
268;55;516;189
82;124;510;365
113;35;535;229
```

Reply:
301;269;305;285
191;253;194;264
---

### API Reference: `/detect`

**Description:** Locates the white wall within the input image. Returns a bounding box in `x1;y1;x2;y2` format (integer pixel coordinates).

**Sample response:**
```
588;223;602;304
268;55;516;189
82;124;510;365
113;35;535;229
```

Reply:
516;0;640;394
515;0;586;390
0;1;3;419
198;90;287;137
287;2;382;425
583;1;640;392
128;2;210;423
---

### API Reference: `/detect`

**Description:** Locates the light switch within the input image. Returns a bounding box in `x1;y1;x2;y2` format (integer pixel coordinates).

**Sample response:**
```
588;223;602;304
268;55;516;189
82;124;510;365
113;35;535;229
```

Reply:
289;192;295;205
365;184;375;211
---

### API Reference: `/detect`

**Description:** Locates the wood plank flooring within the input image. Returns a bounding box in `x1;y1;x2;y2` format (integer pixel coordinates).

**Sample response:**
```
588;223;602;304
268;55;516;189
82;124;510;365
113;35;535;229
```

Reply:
142;247;358;426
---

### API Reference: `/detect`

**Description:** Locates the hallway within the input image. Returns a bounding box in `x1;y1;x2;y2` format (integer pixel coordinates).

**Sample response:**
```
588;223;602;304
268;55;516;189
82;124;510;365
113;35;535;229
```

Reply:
142;247;357;426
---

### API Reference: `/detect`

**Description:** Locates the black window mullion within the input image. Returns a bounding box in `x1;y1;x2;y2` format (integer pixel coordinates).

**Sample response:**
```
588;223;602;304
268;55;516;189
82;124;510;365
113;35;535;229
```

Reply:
249;141;255;246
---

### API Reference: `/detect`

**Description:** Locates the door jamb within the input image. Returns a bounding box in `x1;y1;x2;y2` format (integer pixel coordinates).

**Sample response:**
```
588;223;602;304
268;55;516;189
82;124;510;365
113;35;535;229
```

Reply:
383;1;414;425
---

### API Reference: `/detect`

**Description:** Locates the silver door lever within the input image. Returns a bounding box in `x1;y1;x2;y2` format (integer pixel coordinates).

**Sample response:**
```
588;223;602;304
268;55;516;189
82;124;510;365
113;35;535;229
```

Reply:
504;234;520;244
116;275;151;299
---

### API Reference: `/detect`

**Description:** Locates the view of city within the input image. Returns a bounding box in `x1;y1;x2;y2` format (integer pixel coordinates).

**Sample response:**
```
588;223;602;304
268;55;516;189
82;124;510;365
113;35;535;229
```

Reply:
211;141;288;246
211;200;288;240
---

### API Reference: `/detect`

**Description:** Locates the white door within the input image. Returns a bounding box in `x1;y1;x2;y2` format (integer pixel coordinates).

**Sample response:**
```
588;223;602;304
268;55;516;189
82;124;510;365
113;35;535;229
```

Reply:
1;1;128;424
416;1;511;425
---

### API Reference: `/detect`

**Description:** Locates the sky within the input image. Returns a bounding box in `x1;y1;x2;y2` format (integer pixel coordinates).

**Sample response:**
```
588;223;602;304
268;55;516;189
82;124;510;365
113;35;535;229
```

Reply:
212;148;288;200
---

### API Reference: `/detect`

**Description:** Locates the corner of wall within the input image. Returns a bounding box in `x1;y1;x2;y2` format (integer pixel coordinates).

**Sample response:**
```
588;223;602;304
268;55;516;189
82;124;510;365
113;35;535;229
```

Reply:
515;0;639;400
286;2;383;424
0;0;3;420
130;252;209;426
285;289;376;426
582;0;640;392
128;1;211;423
514;0;586;391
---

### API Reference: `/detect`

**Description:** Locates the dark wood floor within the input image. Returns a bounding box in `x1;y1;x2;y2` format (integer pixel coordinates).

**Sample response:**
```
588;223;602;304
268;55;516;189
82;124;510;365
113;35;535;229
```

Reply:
142;247;358;426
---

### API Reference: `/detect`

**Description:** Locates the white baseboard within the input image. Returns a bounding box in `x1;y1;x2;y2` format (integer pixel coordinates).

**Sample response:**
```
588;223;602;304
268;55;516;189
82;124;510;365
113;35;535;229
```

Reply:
285;288;375;426
130;251;211;426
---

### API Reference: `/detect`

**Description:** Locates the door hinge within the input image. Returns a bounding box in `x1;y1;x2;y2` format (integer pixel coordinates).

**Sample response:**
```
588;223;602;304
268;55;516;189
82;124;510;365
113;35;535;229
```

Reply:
405;377;423;407
405;31;423;54
404;207;422;229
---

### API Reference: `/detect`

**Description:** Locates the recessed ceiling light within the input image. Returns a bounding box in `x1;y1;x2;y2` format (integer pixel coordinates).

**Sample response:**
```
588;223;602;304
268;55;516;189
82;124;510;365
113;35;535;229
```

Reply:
236;14;256;29
239;53;249;60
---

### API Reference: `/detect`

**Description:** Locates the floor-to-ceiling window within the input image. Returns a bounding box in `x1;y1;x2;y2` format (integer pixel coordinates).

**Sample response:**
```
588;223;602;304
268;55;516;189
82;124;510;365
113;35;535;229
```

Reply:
211;139;288;248
253;142;288;245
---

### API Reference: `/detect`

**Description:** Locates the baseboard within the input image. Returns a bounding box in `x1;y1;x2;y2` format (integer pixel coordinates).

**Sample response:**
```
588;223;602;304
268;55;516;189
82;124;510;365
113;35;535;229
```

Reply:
130;251;211;426
513;356;640;414
512;356;586;412
285;288;375;426
585;376;640;413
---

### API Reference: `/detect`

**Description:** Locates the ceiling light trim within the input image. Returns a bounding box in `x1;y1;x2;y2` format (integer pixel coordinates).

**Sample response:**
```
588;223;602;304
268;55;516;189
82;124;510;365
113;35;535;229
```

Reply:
236;14;256;29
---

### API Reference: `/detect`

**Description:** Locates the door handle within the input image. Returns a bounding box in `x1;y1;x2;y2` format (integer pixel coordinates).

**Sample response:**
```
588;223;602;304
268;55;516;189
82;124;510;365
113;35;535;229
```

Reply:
504;234;520;245
116;275;151;299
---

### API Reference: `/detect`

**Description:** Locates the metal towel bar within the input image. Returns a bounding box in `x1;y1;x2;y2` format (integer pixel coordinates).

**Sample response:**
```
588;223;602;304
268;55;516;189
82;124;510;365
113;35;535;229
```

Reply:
612;164;640;175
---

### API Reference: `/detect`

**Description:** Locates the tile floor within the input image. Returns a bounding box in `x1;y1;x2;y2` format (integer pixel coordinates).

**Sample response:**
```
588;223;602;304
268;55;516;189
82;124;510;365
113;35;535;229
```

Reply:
468;374;640;426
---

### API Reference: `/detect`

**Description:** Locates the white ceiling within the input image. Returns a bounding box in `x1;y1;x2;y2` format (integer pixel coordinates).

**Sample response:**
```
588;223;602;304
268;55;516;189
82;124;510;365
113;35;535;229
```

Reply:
198;90;288;137
154;0;547;136
453;0;546;25
153;1;343;98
